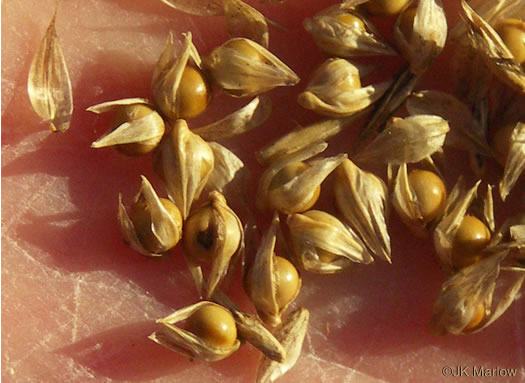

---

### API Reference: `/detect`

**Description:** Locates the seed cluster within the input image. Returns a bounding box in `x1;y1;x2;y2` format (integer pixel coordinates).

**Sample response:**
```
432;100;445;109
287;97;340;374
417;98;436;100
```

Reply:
26;0;525;381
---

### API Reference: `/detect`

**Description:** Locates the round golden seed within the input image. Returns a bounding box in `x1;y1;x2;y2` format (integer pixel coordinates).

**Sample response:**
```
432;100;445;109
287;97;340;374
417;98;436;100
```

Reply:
495;18;525;65
335;13;366;31
274;256;300;309
185;304;237;348
112;104;164;156
176;65;211;119
451;215;491;269
365;0;411;16
129;197;182;253
225;39;266;63
407;169;447;223
268;162;321;213
490;122;515;167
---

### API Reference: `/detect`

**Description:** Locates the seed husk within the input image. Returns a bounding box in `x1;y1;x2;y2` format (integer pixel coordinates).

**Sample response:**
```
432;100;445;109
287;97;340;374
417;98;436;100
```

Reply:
193;96;272;141
153;119;214;220
160;0;225;16
298;58;392;118
256;308;310;383
244;215;301;327
88;99;165;156
460;0;525;93
334;159;391;262
257;142;346;214
202;38;299;97
27;13;73;133
224;0;269;48
118;176;182;257
430;251;525;335
392;0;447;75
183;191;244;298
499;122;525;201
356;115;449;164
303;5;396;57
149;301;241;361
152;32;209;121
287;210;374;273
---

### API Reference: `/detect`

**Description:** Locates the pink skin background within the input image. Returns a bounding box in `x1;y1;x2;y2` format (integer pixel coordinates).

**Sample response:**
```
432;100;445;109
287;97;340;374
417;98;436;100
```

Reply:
2;0;525;382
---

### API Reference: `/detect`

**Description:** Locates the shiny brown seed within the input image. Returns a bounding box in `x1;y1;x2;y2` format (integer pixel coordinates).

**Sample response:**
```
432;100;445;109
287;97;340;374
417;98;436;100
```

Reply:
490;122;515;167
112;104;165;156
407;169;447;223
365;0;411;16
129;197;182;253
494;18;525;65
335;13;366;31
177;65;211;119
451;215;491;269
268;162;321;213
185;304;238;348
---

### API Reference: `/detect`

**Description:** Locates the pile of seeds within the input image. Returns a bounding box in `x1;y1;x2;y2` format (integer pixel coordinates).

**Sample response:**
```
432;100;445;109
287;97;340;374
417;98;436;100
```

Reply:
27;0;525;381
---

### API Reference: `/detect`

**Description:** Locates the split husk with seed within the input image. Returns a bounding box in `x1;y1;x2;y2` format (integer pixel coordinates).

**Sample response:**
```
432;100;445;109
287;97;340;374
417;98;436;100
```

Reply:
87;98;165;155
430;251;525;335
27;13;73;133
303;5;396;57
257;142;346;214
334;158;391;262
152;32;205;121
149;301;241;361
256;308;310;383
356;115;449;164
118;176;182;257
212;290;286;362
153;119;214;220
460;0;525;93
391;164;447;237
203;38;299;97
392;0;447;75
244;216;301;327
287;210;374;273
298;58;392;118
183;191;244;298
193;96;272;141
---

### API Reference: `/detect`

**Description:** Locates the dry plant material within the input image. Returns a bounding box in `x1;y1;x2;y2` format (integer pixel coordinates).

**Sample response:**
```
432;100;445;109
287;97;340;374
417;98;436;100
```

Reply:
256;308;310;383
203;38;299;97
256;116;361;166
183;191;244;298
498;122;525;201
430;252;525;335
224;0;269;48
153;119;214;220
205;142;246;197
87;99;165;156
298;58;392;118
334;158;391;262
193;96;272;141
392;0;447;76
212;290;286;362
303;5;396;57
27;14;73;133
392;165;447;237
149;301;241;361
118;176;182;257
152;32;210;121
244;216;301;327
356;115;449;164
257;143;346;214
460;0;525;93
287;210;374;273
